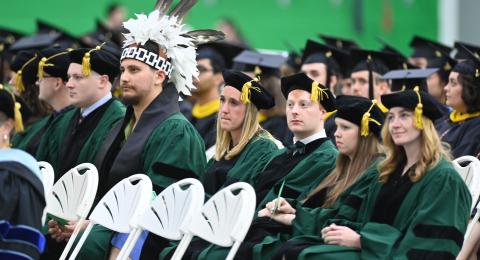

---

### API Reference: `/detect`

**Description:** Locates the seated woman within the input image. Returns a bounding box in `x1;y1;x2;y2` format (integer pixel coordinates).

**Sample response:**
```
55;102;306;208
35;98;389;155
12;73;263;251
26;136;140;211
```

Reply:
201;69;280;195
196;95;385;259
436;46;480;158
276;88;471;259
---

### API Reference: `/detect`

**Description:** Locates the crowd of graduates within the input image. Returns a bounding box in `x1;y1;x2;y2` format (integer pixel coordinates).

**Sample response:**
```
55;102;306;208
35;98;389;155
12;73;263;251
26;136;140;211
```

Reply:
1;1;480;259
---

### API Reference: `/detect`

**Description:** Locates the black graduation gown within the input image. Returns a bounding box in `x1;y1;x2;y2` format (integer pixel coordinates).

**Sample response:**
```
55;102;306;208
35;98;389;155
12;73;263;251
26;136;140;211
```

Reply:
261;116;293;146
0;161;45;230
436;114;480;158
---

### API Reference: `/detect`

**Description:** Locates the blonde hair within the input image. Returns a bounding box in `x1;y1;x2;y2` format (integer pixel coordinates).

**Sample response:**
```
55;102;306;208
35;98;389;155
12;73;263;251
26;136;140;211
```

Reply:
215;102;271;160
304;132;383;208
378;115;451;183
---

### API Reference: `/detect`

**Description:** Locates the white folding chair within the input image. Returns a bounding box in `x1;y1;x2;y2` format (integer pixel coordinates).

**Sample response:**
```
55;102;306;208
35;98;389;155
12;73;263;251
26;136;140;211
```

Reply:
38;161;55;224
452;156;480;240
172;182;256;260
45;163;98;260
38;161;54;195
68;174;152;260
116;178;204;260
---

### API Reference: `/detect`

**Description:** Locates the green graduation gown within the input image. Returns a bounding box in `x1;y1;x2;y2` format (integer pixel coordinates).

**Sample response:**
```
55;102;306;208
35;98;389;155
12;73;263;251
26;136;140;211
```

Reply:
202;132;279;195
36;99;125;179
189;138;338;260
73;84;206;260
11;107;73;156
283;158;471;260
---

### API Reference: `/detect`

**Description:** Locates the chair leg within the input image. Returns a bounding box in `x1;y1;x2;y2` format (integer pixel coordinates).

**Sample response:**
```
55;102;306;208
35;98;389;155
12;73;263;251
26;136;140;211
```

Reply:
117;228;143;260
60;218;85;260
171;233;193;260
226;241;241;260
68;222;94;260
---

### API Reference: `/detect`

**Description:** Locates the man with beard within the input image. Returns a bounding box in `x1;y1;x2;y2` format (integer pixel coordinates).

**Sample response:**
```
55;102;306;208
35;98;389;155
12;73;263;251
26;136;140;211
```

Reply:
84;3;213;259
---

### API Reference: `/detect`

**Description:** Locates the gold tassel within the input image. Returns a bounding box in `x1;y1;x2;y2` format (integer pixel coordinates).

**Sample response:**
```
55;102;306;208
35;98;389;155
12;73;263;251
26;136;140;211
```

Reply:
241;81;252;104
240;80;261;104
360;111;371;137
476;69;479;78
444;62;451;71
311;81;320;102
82;43;105;77
15;54;38;92
360;100;379;137
15;70;25;93
413;86;424;129
82;52;92;77
38;57;48;79
14;102;24;133
254;65;262;79
310;81;328;102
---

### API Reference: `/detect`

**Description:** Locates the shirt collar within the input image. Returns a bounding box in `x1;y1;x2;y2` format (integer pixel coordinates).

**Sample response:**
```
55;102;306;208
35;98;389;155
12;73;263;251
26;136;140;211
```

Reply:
293;129;327;145
80;92;112;118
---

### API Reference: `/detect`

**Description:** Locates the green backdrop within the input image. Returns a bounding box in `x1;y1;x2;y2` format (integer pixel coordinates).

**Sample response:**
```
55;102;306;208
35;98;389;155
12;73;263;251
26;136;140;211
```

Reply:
0;0;438;55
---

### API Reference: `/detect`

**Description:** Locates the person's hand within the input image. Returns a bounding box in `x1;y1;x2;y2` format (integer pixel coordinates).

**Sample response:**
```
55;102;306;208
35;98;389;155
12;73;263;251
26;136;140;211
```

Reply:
321;223;361;248
47;220;64;242
48;219;90;242
266;197;296;215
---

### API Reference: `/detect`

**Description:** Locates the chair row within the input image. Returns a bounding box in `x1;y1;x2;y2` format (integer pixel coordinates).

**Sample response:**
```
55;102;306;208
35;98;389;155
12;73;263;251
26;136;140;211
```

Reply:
41;162;256;260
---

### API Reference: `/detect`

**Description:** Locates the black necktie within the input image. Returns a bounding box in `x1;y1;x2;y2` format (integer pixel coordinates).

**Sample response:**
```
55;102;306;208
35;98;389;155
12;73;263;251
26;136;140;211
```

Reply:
287;141;306;156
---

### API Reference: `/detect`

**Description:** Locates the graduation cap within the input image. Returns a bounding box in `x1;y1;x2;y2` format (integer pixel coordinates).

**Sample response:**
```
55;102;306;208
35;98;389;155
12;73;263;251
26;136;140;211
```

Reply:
0;85;24;132
301;39;351;79
9;50;39;93
381;68;437;92
426;50;457;83
451;44;480;82
454;42;480;60
350;49;401;99
377;37;418;70
409;36;452;60
37;46;72;82
232;50;287;78
335;95;384;137
281;72;336;112
69;43;120;83
82;19;124;49
222;69;275;110
0;27;25;47
197;41;246;71
318;34;359;51
381;87;444;126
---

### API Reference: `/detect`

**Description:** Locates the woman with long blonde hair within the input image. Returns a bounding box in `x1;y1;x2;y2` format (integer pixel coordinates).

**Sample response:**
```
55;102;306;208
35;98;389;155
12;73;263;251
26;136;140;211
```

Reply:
202;69;280;195
277;88;471;259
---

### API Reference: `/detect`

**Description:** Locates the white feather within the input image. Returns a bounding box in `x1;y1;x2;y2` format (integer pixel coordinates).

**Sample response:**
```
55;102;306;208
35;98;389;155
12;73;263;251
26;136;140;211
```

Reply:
122;10;199;95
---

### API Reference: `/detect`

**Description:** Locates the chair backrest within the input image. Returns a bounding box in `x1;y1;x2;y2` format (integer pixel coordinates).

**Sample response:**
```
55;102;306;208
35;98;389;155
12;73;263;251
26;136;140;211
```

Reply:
139;178;204;240
45;163;98;221
88;174;152;233
38;161;54;195
453;156;480;212
184;182;256;247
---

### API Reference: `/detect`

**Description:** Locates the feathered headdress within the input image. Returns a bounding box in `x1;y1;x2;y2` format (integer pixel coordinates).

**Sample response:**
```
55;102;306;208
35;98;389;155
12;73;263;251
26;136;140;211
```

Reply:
121;0;224;96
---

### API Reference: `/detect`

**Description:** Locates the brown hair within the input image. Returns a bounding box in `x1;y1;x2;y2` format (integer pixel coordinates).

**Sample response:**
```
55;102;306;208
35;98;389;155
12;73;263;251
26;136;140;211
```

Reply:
304;132;383;207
